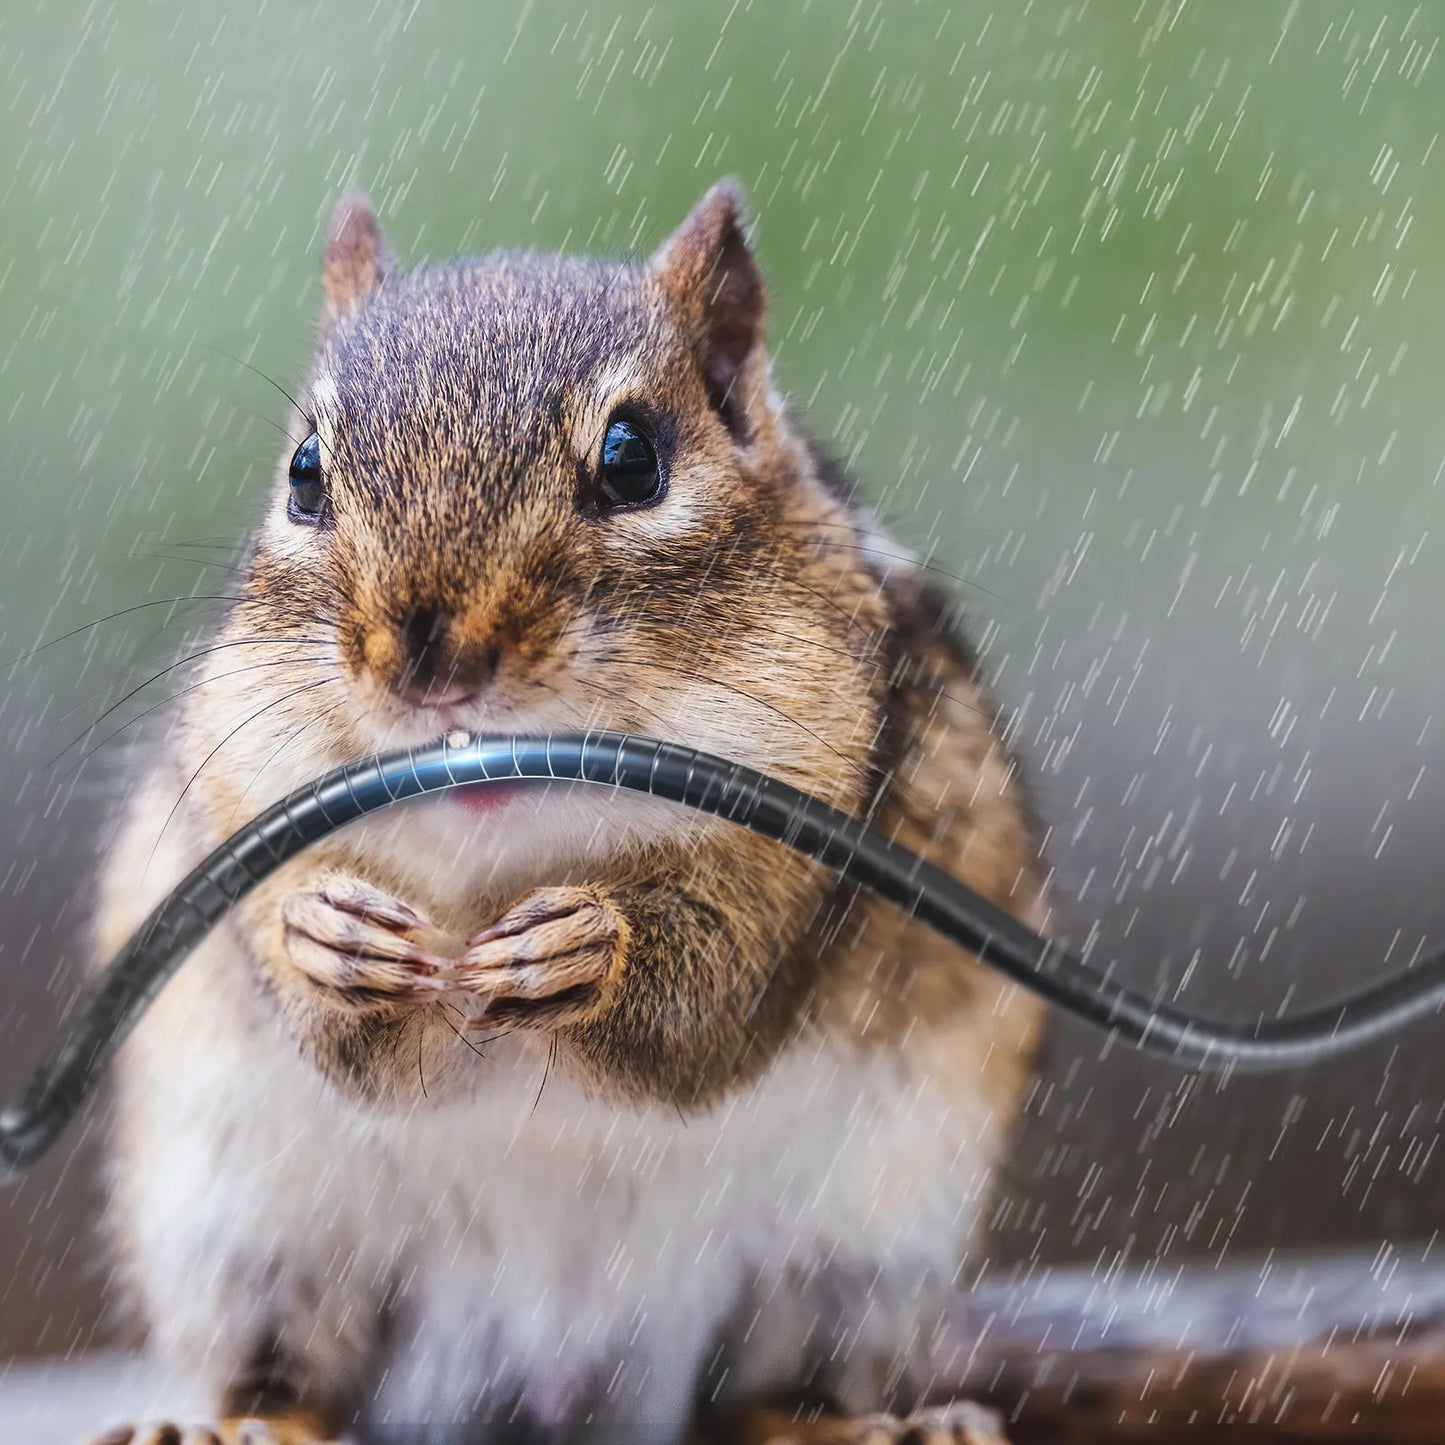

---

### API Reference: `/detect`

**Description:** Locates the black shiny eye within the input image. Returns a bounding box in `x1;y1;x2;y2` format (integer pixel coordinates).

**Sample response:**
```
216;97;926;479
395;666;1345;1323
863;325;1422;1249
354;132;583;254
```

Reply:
597;418;663;508
288;432;325;520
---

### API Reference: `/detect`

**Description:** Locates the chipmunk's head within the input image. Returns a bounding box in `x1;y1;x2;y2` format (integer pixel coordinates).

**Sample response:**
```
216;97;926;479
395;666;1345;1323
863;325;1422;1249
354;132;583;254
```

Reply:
244;183;880;821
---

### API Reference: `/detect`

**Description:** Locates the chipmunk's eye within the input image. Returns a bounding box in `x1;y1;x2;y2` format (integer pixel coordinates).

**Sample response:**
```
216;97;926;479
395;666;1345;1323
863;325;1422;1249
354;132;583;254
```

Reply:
288;433;325;521
597;418;663;509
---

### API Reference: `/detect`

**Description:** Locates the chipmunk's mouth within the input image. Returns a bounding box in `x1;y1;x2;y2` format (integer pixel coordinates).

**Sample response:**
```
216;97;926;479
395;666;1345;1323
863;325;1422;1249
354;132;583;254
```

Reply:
424;730;594;817
448;777;597;819
449;780;530;815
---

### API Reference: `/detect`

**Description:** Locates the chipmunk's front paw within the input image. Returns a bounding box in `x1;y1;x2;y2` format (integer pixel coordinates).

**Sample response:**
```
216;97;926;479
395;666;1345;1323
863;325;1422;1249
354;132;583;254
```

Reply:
280;872;460;1013
449;885;627;1029
91;1414;337;1445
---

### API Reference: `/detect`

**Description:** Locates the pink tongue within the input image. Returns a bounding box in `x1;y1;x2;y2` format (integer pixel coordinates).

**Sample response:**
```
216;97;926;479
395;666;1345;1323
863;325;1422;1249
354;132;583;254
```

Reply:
451;781;526;814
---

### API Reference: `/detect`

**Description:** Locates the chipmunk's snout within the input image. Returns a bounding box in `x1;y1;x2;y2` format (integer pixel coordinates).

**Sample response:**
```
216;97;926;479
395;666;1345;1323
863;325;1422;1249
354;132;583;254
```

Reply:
364;602;503;711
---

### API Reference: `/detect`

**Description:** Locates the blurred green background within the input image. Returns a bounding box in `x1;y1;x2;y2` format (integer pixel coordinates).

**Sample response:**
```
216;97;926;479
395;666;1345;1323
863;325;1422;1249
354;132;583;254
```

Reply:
1;0;1442;1359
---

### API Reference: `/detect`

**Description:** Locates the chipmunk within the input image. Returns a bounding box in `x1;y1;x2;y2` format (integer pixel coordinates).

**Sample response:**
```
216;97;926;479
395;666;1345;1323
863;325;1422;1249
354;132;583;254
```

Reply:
90;181;1046;1445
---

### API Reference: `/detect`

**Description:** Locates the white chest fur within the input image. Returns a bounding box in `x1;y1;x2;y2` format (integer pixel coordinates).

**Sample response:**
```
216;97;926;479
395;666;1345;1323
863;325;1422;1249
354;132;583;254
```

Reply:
118;930;1002;1439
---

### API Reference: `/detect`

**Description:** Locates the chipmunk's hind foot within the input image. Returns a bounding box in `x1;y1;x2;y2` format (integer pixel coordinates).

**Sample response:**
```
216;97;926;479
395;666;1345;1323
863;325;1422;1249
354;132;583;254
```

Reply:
748;1401;1008;1445
91;1411;337;1445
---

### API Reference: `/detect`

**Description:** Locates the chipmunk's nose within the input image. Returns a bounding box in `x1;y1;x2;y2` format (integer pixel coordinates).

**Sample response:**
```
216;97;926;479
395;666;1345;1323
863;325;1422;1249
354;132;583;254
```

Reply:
391;604;500;709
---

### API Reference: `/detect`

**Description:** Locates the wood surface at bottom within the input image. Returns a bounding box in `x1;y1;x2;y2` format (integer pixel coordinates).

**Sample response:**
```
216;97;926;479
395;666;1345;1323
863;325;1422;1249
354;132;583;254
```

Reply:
947;1248;1445;1443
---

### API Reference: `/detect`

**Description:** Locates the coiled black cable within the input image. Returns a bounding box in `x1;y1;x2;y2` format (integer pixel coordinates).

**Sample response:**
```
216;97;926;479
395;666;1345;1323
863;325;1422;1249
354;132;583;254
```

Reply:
3;730;1443;1185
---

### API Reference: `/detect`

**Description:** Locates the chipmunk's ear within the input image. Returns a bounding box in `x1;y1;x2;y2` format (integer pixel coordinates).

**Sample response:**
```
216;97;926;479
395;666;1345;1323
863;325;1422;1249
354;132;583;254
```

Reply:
322;191;388;317
651;180;765;436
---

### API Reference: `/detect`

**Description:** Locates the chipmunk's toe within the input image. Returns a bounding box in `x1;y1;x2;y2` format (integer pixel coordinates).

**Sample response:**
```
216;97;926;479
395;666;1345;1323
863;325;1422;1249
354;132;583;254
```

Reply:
756;1402;1007;1445
90;1415;337;1445
280;871;460;1013
90;1426;216;1445
450;884;627;1030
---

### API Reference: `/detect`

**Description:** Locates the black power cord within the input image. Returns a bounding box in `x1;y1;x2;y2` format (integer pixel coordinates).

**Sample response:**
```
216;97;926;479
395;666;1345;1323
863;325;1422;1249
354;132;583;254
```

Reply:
3;730;1443;1184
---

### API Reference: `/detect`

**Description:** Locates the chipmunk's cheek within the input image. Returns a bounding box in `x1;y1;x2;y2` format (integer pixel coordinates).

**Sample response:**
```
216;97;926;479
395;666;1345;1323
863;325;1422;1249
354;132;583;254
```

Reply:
599;473;719;550
625;499;699;542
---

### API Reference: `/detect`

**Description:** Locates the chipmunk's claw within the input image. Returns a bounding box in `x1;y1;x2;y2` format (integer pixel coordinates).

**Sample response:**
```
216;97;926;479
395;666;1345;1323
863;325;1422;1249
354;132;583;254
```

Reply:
448;884;627;1030
281;872;460;1013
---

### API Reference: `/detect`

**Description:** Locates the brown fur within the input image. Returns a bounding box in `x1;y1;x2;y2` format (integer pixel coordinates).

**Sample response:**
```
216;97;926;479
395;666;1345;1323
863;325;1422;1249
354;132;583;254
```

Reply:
182;181;1044;1112
96;181;1046;1440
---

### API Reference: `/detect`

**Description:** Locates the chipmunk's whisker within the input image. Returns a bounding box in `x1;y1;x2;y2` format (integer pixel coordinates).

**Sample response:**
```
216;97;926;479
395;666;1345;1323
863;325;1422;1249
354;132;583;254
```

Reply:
2;594;249;675
146;675;340;877
58;639;334;727
63;659;339;773
759;571;887;640
782;528;1002;600
621;657;882;790
104;546;247;577
55;636;340;757
224;695;356;827
434;1002;490;1062
413;1014;428;1100
531;1036;558;1118
574;675;680;737
244;408;309;452
200;344;315;436
141;533;243;550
